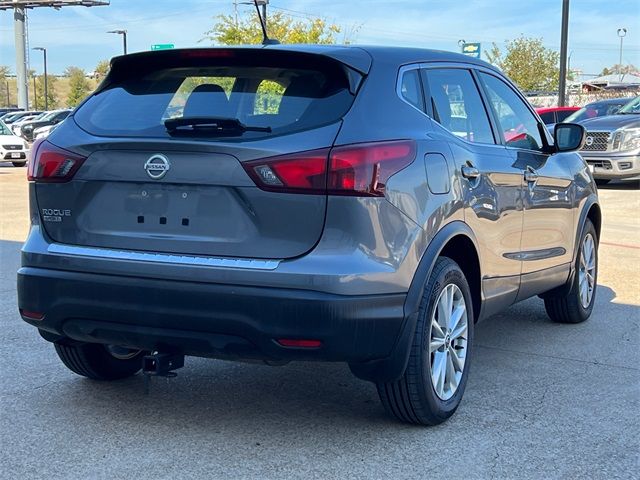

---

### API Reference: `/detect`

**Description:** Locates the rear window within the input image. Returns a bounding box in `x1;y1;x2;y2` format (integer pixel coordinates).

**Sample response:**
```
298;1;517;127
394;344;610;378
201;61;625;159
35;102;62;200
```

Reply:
74;53;355;140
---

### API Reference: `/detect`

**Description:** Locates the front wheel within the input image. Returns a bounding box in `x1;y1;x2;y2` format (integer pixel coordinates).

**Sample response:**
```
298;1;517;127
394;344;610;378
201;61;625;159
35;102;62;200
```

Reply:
54;342;146;380
544;219;598;323
377;257;474;425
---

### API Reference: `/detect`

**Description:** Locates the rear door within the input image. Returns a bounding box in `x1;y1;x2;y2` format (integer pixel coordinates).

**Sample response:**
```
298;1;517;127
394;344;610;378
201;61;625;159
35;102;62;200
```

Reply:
422;66;524;305
35;49;361;259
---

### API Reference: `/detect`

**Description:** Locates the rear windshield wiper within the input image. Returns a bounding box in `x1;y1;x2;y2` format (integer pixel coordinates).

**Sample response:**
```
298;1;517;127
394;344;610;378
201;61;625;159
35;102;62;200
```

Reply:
164;116;271;134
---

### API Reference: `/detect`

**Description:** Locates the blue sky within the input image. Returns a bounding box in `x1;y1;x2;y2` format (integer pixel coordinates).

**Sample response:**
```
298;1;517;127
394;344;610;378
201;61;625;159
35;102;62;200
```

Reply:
1;0;639;76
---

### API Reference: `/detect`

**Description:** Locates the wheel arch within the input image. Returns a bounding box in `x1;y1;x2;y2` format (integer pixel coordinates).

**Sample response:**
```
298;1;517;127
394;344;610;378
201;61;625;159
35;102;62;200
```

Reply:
540;195;601;300
586;202;602;241
350;220;482;383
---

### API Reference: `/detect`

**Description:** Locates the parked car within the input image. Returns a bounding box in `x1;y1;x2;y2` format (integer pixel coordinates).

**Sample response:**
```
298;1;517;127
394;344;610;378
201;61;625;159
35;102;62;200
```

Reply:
535;106;580;125
2;110;42;125
18;46;600;426
0;108;22;117
563;97;631;124
33;123;57;141
11;114;44;135
18;109;71;142
577;95;640;184
0;119;28;166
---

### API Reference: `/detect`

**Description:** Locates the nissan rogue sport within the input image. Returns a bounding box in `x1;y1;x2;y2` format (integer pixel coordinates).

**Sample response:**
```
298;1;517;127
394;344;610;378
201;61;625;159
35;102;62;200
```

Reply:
17;46;600;426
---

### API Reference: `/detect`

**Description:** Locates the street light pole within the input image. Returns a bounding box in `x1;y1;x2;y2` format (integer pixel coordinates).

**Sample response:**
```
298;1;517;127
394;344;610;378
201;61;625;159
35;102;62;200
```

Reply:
558;0;570;107
33;47;48;111
617;28;627;80
108;29;128;55
32;75;37;110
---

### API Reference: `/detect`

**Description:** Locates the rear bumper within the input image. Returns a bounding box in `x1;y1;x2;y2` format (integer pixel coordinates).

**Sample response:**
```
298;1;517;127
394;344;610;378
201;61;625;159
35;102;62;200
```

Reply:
582;152;640;181
18;267;406;363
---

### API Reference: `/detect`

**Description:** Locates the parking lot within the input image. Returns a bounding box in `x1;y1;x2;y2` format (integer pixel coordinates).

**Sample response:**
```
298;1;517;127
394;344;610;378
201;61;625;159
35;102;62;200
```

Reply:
0;164;638;479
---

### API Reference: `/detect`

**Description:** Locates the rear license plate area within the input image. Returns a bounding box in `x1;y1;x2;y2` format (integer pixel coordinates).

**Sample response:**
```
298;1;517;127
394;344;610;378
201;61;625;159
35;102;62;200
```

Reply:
128;185;199;229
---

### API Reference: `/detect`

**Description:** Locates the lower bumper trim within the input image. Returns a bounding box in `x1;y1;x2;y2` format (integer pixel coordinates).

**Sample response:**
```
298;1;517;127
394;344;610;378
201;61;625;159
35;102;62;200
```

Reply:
18;267;406;363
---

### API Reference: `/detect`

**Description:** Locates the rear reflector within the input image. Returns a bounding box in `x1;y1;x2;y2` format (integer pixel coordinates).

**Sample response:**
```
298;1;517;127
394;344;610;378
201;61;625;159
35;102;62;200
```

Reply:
20;309;45;321
243;140;416;197
276;339;323;348
28;140;86;183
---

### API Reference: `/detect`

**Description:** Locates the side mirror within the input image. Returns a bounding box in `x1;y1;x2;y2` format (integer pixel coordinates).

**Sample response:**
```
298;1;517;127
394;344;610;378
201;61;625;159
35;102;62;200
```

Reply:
554;123;585;152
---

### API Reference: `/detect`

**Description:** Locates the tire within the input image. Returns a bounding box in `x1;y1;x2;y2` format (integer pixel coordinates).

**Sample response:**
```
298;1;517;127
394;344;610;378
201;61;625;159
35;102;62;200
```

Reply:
544;219;598;323
54;342;145;380
12;161;26;167
594;179;610;186
376;257;474;426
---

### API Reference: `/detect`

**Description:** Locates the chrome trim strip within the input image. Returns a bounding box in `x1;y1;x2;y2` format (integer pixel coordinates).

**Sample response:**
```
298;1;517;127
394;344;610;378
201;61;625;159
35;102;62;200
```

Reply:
503;247;566;261
47;243;281;270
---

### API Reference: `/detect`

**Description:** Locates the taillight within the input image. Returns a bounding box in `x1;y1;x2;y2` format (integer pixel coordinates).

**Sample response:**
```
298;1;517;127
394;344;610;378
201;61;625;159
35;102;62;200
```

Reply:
328;140;416;196
27;140;86;183
243;140;416;197
244;148;329;194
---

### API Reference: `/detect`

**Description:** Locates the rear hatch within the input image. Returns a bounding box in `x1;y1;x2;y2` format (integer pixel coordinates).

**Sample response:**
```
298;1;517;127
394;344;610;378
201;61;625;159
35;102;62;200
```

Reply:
32;48;366;259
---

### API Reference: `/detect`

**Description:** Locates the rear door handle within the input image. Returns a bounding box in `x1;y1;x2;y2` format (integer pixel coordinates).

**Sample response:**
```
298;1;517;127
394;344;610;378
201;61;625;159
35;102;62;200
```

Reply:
461;164;480;180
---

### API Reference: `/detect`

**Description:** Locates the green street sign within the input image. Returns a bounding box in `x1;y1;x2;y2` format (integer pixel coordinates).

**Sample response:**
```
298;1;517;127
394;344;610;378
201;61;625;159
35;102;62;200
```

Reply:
151;44;175;51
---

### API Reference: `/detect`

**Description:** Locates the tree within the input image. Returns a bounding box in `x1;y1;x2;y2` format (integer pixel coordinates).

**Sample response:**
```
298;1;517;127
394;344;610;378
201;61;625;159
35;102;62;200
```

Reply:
485;36;560;92
203;11;342;45
94;59;110;81
35;74;58;109
0;66;10;107
601;64;638;76
65;66;91;107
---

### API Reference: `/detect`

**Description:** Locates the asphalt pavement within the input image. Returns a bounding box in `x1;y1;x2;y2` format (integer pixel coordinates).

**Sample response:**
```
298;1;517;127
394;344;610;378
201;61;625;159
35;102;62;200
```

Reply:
1;164;638;479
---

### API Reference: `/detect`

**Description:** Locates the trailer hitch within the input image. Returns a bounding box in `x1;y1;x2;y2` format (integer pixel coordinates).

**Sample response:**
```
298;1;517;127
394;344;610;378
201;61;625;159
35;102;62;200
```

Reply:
142;351;185;394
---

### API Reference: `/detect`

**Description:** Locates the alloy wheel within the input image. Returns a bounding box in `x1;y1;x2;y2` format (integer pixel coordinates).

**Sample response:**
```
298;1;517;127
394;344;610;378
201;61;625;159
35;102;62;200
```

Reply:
429;283;469;401
579;233;596;308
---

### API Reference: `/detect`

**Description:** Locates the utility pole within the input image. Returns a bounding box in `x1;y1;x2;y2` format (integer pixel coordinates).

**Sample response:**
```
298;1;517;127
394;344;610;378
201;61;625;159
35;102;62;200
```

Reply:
33;47;48;110
558;0;570;107
108;29;128;54
14;7;28;109
243;0;268;28
0;1;110;111
617;28;627;81
5;81;10;107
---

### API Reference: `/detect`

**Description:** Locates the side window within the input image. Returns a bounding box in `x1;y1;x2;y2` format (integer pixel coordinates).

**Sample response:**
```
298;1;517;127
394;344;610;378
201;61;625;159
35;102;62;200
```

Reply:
539;111;556;124
400;69;424;111
422;68;495;144
479;73;544;151
556;110;574;123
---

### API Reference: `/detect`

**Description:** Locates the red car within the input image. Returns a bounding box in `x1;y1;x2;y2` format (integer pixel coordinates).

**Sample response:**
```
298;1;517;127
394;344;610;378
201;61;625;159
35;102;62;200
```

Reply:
535;106;580;125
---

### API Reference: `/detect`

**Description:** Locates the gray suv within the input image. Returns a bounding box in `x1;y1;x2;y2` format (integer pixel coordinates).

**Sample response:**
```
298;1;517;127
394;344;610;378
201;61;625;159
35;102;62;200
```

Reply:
18;46;600;425
577;96;640;184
